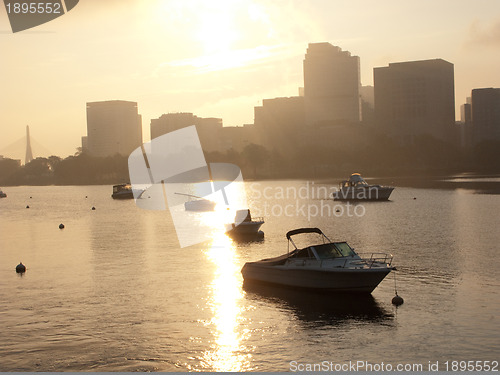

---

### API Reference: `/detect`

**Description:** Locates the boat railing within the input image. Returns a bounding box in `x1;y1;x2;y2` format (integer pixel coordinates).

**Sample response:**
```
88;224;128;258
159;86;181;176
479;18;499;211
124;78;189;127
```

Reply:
250;216;265;223
354;253;393;268
294;253;393;269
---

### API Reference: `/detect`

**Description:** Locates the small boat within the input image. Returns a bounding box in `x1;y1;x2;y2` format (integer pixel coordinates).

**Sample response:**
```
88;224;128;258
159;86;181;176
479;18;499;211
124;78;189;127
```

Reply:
333;173;394;201
225;209;264;239
175;193;216;211
0;189;6;198
241;228;394;293
111;183;134;199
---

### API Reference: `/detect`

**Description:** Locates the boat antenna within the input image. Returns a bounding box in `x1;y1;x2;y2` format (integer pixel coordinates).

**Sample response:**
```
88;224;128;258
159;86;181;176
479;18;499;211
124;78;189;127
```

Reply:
174;192;205;199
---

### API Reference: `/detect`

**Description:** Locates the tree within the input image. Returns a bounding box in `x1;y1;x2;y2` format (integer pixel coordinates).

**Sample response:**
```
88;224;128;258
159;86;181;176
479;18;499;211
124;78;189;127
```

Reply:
241;143;269;178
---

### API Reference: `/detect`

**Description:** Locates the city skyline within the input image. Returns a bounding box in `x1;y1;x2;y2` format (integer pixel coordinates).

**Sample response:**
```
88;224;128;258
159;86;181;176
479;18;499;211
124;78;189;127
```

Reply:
1;0;500;158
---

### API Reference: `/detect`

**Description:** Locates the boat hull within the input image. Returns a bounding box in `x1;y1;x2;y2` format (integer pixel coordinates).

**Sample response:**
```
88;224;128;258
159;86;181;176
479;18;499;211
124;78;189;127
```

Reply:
225;221;264;234
333;186;394;201
184;200;216;211
111;191;134;199
242;263;391;293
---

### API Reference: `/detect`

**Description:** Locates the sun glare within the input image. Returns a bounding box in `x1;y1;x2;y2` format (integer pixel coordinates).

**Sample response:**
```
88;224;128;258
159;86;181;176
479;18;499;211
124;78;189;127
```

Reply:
155;0;274;72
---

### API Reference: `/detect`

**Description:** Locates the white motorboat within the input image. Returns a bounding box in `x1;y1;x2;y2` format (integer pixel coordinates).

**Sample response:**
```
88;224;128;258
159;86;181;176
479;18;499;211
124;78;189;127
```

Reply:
242;228;394;293
333;173;394;201
0;189;6;198
175;193;216;212
225;209;264;238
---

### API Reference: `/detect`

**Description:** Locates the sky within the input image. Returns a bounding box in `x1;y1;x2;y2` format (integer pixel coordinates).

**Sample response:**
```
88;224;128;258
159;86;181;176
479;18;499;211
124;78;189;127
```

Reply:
1;0;500;159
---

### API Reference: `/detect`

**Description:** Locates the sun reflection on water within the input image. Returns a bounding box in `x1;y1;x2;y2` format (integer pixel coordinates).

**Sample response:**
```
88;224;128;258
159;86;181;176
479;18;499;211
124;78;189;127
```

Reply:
201;233;252;371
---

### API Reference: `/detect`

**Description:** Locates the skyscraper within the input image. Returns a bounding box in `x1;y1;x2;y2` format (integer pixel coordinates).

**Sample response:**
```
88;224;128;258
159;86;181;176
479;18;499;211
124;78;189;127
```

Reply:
374;59;455;143
86;100;142;157
471;88;500;144
303;43;361;126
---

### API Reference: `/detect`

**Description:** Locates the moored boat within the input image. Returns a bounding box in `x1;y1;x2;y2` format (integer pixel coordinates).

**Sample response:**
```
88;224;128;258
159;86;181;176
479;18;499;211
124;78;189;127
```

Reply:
0;189;6;198
225;209;264;239
175;193;216;212
111;183;134;199
242;228;394;293
333;173;394;201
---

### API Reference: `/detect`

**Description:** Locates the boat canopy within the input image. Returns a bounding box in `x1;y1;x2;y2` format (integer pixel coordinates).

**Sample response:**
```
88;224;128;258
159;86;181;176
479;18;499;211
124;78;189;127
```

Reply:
286;227;323;240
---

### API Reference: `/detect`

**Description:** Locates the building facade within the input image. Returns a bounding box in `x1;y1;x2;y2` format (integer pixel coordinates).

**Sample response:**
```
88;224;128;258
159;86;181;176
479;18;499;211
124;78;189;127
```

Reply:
150;113;223;153
254;96;305;153
303;43;361;126
374;59;455;143
86;100;142;157
471;88;500;144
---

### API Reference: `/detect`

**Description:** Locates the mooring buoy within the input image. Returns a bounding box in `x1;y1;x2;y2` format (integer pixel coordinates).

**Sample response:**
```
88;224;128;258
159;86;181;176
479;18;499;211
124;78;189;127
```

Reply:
392;294;404;306
59;223;65;229
391;268;404;305
26;205;30;209
16;262;26;273
91;207;96;210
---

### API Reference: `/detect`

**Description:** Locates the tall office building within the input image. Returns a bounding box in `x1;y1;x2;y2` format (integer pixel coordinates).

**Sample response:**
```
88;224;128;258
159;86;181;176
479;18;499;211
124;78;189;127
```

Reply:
471;88;500;144
254;96;305;152
86;100;142;157
303;43;361;126
374;59;455;143
150;113;223;152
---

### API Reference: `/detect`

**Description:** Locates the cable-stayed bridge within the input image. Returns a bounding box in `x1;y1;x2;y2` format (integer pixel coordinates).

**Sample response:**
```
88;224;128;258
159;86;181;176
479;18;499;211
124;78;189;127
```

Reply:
0;126;53;165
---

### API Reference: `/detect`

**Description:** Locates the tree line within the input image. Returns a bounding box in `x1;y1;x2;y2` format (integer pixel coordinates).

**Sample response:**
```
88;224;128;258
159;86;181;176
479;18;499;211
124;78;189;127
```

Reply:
0;138;499;186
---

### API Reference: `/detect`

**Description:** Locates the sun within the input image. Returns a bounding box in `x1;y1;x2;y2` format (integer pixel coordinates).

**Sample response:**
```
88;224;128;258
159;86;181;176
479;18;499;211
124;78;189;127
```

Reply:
195;9;240;55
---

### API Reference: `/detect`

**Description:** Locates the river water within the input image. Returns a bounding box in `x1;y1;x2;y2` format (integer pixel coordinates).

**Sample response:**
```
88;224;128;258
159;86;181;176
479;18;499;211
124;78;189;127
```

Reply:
0;181;499;371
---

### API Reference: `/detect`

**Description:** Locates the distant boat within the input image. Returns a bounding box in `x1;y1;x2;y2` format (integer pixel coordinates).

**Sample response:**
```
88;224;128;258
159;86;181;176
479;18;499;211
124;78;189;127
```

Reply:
225;209;264;239
0;189;6;198
333;173;394;201
111;183;135;199
241;228;394;293
175;192;216;212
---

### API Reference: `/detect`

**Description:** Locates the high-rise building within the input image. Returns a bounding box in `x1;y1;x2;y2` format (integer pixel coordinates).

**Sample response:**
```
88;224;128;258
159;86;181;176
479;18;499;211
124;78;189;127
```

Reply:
86;100;142;157
471;88;500;144
374;59;455;143
303;43;361;126
254;96;305;152
150;113;223;152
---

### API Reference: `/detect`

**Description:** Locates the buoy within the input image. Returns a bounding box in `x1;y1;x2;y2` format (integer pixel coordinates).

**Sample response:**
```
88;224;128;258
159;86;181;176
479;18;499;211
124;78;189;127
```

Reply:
59;223;65;229
413;197;417;200
30;196;32;199
392;270;404;305
85;196;88;199
392;294;404;306
26;205;30;208
16;262;26;273
336;209;340;213
91;207;96;210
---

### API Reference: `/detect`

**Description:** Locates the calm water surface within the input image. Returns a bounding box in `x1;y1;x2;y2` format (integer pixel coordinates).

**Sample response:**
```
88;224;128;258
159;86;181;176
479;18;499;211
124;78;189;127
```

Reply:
0;181;499;371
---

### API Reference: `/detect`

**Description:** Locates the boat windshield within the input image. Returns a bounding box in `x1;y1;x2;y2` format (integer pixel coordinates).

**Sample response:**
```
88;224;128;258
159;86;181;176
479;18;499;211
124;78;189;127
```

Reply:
314;243;343;259
334;242;356;257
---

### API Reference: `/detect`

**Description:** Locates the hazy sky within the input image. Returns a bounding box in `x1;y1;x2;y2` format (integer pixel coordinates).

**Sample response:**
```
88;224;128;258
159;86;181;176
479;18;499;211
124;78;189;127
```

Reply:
1;0;500;159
